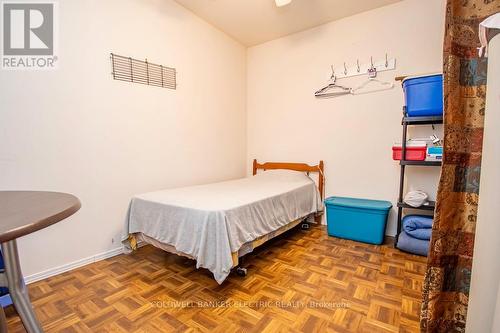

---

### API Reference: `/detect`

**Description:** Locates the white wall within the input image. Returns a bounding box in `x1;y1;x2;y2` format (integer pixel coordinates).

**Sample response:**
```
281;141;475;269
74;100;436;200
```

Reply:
466;35;500;333
0;0;247;277
247;0;445;234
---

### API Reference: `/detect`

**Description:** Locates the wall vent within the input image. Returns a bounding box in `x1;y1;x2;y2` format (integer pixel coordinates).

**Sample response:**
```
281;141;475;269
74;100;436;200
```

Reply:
110;53;176;90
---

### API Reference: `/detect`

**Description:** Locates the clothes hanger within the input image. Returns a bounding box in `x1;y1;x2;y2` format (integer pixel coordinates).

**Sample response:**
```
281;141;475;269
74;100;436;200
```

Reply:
350;57;394;95
314;66;351;98
350;76;394;95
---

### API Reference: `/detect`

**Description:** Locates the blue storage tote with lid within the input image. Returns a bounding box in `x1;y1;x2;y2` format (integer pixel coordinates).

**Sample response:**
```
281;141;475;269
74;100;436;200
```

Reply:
403;74;443;117
325;197;392;245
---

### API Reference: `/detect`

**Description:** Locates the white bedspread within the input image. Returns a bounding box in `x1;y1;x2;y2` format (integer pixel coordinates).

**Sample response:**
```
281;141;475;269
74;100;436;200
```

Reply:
122;170;322;284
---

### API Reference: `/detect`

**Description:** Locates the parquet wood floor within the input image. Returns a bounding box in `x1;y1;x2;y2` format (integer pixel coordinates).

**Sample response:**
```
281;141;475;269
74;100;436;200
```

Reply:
6;225;427;332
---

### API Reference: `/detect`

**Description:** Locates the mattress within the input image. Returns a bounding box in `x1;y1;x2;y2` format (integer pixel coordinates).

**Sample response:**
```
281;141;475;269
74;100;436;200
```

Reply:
122;170;322;284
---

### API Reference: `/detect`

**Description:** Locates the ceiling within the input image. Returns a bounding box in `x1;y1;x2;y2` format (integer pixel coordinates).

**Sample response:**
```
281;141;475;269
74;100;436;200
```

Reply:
174;0;401;46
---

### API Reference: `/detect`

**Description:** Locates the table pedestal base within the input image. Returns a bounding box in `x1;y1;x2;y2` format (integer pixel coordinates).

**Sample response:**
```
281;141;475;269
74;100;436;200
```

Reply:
0;240;43;333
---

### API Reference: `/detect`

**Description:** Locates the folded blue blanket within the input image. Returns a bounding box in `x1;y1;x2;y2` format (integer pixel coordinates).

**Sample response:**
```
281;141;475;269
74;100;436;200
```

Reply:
402;215;433;240
397;231;429;256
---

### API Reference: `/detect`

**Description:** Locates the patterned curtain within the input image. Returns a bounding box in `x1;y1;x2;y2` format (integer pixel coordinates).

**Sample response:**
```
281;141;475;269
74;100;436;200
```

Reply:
420;1;500;332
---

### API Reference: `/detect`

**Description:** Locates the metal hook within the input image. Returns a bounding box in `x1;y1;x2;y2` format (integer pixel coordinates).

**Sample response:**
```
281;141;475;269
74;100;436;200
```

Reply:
343;62;348;75
385;53;389;67
356;59;360;73
370;56;374;69
330;65;335;80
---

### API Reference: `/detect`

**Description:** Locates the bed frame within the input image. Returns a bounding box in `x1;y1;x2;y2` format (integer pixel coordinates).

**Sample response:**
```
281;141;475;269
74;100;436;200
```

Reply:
131;160;326;279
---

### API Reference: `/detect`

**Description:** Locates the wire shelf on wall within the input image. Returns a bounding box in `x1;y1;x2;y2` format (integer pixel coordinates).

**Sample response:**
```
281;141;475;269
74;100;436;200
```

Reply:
110;53;176;90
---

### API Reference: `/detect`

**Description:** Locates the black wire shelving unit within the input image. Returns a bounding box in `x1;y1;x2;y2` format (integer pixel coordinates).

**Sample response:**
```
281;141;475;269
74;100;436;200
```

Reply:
394;114;443;248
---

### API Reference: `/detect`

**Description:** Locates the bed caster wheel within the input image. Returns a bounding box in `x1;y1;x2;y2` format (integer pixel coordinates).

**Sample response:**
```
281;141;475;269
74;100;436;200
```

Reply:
301;223;310;230
236;267;247;277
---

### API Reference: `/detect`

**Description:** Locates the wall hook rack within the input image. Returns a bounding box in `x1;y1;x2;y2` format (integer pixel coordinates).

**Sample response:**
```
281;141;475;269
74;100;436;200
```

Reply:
331;55;396;80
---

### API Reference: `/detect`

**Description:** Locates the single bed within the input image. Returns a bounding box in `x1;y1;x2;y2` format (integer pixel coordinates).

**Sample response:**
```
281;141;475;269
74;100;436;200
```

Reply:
122;160;324;284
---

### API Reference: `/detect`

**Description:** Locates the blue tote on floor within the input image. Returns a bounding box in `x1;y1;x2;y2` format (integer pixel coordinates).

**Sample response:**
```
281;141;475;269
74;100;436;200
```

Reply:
325;197;392;245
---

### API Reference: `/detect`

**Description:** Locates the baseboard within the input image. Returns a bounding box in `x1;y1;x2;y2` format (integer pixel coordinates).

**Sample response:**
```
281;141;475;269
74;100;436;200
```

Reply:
24;247;124;285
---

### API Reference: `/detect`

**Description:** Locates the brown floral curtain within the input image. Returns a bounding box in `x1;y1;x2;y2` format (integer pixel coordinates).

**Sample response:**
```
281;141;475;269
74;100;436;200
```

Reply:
420;1;500;332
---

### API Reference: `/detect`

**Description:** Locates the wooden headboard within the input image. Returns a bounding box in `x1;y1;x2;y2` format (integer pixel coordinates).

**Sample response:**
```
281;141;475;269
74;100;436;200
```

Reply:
252;159;325;200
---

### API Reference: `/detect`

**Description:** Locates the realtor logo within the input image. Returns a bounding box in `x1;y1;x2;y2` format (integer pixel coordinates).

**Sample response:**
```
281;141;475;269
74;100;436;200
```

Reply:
1;1;58;69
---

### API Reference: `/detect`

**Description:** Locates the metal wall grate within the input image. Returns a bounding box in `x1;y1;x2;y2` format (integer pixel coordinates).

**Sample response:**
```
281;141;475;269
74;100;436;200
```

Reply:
110;53;176;89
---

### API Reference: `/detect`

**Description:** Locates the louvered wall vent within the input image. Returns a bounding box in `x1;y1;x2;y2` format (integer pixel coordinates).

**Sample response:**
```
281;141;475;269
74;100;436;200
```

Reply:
110;53;176;90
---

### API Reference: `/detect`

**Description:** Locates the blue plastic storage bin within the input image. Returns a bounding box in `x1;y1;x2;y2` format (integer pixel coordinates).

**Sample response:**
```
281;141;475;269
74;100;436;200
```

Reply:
325;197;392;245
403;74;443;117
0;250;12;308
